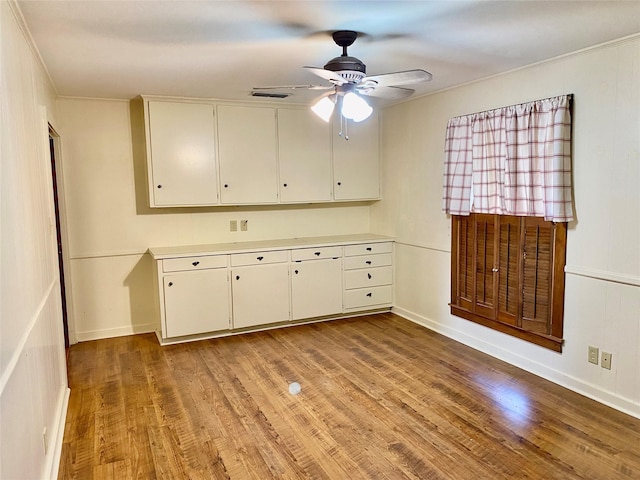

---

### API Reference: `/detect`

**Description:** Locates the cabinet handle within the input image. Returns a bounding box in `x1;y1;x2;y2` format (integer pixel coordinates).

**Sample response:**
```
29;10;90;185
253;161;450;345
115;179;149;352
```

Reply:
257;256;264;261
366;260;372;265
337;182;342;186
283;183;287;187
224;184;229;188
368;273;372;279
366;292;372;297
314;252;321;256
294;270;299;274
192;261;200;266
157;185;162;189
168;282;173;287
236;275;240;280
492;267;499;272
366;247;372;251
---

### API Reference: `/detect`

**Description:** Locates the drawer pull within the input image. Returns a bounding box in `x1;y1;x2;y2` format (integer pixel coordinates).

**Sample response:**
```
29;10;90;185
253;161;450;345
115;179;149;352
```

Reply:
314;251;321;256
168;282;173;287
236;275;240;280
294;270;299;274
366;260;372;265
366;247;372;251
157;184;162;189
366;292;372;297
368;273;372;279
192;261;200;267
257;256;264;261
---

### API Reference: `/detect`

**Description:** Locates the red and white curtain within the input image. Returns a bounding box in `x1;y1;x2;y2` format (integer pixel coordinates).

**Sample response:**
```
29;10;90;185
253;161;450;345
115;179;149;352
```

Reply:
442;95;573;222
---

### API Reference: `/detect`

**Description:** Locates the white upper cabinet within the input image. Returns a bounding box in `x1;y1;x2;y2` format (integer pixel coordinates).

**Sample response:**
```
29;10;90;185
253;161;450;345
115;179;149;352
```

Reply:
332;114;380;201
217;105;278;204
142;97;380;206
146;101;218;207
277;108;332;203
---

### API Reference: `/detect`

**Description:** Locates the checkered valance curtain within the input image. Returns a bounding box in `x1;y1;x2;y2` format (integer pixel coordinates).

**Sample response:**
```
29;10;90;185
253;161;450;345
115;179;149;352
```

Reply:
442;95;573;222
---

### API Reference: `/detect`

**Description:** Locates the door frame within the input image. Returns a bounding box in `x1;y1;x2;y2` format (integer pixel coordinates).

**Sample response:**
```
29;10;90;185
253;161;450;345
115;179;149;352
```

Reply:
48;124;76;346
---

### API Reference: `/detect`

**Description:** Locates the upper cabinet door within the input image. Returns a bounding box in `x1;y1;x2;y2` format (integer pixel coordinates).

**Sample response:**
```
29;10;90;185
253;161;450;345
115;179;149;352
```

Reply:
332;114;380;201
277;108;332;203
147;101;218;207
217;105;278;204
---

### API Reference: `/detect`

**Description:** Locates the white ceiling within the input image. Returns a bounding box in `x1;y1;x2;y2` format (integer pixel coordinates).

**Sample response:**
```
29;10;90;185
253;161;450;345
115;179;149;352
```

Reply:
17;0;640;105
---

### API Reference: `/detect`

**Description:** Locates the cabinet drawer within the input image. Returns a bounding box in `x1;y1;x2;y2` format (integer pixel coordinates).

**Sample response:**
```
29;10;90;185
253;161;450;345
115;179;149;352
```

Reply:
344;266;392;289
162;255;228;272
344;253;392;270
231;250;288;267
344;242;392;257
344;285;393;309
291;246;342;261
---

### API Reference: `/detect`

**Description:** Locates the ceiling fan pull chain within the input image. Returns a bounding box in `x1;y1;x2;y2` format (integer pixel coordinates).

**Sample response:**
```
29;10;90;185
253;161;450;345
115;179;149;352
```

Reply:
339;115;349;141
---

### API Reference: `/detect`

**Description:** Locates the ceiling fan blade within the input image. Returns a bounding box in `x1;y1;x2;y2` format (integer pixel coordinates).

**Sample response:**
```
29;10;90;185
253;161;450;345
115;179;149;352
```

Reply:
303;66;345;84
253;85;332;91
358;85;415;100
362;69;432;87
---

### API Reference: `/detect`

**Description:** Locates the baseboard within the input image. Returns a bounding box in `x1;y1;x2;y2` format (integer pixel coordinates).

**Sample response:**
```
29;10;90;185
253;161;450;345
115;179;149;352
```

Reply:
75;323;156;342
46;386;70;480
392;306;640;420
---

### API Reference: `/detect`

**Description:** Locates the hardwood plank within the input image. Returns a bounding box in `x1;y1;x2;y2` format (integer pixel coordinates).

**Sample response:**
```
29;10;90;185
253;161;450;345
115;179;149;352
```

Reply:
59;313;640;479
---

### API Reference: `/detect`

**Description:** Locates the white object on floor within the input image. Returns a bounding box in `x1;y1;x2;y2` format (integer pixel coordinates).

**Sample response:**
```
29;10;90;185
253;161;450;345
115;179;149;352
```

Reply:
288;382;301;395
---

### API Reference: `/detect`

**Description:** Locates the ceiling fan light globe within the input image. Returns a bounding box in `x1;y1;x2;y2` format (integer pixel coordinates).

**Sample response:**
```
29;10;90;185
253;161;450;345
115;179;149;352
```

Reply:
342;92;373;122
311;96;335;122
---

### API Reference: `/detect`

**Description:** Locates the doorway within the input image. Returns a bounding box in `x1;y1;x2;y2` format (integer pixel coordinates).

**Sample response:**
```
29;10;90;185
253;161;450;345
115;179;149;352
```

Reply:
49;126;69;348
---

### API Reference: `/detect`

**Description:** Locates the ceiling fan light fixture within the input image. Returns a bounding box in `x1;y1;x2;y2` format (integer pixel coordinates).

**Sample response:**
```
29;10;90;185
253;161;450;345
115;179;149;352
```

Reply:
341;92;373;122
311;95;336;123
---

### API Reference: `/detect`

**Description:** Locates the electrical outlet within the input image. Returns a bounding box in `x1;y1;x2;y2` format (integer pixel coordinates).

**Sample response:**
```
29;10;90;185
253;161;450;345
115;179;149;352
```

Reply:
601;352;612;370
230;220;237;232
588;346;599;365
240;220;248;231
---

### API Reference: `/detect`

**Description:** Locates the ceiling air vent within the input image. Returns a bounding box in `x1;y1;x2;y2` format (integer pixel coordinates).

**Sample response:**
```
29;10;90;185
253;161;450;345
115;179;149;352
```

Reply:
251;91;290;99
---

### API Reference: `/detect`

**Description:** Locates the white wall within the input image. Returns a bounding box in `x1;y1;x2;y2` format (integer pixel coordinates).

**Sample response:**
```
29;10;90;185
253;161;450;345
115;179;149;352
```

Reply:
0;2;69;478
373;35;640;418
57;98;372;341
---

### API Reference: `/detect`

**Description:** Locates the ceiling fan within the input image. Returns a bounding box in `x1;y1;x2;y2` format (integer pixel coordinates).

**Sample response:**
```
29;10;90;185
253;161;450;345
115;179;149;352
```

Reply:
253;30;432;130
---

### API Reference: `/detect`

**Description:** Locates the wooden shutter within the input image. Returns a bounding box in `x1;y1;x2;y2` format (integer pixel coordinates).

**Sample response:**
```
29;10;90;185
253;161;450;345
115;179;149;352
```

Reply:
474;214;496;318
497;216;519;326
455;215;474;311
521;217;553;334
450;213;566;352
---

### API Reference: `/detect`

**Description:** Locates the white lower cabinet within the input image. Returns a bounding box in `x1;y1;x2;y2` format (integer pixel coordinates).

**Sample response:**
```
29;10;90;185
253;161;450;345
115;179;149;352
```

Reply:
231;263;290;329
343;242;394;311
291;258;343;320
163;268;230;337
150;236;393;343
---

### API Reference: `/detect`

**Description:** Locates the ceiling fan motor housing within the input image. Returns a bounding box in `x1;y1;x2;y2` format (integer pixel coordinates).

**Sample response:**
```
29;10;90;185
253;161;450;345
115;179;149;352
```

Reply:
324;56;366;82
325;30;366;83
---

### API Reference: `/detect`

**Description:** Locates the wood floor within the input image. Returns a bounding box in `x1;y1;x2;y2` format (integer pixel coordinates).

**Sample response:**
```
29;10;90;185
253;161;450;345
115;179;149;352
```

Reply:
58;313;640;479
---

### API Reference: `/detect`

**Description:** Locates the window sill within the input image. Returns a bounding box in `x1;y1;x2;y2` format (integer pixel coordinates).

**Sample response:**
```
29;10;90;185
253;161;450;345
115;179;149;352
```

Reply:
450;305;564;353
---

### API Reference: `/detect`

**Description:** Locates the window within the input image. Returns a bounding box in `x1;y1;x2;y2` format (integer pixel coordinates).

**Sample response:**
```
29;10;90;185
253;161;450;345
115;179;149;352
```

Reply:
450;213;567;352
